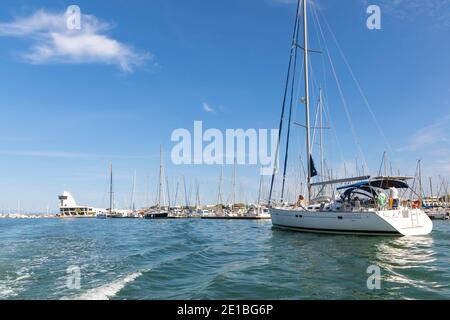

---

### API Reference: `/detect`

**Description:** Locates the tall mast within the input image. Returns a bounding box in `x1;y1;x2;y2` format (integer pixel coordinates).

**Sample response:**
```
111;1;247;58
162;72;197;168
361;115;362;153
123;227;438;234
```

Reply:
429;177;433;198
188;182;193;209
183;175;189;209
157;145;164;211
130;170;136;210
257;174;263;205
418;160;423;203
217;166;223;209
280;6;300;203
445;179;449;208
356;157;360;176
195;179;200;209
232;157;236;210
303;0;312;202
319;88;324;182
174;180;179;207
144;175;149;208
109;164;113;215
166;176;171;209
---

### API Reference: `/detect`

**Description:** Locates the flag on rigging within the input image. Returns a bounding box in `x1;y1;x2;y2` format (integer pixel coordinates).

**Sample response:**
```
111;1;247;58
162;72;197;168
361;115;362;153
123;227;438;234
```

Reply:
310;156;318;178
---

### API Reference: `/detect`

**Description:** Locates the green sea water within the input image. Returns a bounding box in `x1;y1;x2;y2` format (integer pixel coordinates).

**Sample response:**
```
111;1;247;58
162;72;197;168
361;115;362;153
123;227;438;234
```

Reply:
0;218;449;299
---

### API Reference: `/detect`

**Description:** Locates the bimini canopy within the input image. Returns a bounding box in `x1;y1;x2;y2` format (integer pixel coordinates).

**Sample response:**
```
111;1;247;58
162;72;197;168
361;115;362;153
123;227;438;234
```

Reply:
337;177;411;191
341;185;379;200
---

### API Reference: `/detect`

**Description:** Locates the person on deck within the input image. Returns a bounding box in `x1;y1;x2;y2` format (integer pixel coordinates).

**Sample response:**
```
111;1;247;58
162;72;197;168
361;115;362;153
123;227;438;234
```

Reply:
296;195;307;210
390;186;399;209
354;196;361;209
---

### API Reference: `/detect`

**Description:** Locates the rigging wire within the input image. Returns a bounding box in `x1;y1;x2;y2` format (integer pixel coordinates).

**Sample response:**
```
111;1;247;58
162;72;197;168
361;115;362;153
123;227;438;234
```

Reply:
308;3;347;176
318;8;393;155
268;0;303;205
315;6;402;175
311;3;369;173
280;2;302;202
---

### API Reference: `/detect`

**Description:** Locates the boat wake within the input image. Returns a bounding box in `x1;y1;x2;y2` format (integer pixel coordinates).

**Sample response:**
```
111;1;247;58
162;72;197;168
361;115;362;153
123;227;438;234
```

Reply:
0;267;33;299
64;270;147;300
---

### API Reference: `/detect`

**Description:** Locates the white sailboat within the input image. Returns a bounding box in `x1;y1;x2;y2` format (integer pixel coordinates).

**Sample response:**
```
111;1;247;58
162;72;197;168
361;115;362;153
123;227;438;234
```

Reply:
245;175;270;219
271;176;433;236
268;0;432;236
127;170;141;218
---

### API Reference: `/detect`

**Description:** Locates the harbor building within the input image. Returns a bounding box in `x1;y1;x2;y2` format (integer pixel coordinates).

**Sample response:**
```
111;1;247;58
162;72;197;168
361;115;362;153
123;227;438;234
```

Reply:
58;191;106;217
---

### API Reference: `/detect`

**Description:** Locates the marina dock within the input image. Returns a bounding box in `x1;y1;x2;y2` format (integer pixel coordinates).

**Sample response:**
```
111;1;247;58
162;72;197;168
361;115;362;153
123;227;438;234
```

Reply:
201;215;270;220
0;213;56;219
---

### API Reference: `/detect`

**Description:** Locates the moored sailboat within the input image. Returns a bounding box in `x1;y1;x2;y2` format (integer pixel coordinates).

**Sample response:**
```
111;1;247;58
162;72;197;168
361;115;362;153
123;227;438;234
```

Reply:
271;176;433;235
268;0;433;236
96;164;114;219
144;146;169;219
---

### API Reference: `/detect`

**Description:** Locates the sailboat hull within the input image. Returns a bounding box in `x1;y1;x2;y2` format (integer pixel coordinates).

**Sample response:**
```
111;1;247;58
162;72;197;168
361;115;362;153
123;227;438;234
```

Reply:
270;208;433;236
144;212;169;219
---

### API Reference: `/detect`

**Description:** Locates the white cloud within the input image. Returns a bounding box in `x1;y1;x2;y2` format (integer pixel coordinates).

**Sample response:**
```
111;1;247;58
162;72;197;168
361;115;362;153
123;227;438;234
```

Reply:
0;9;151;72
400;115;450;152
395;115;450;180
202;102;215;113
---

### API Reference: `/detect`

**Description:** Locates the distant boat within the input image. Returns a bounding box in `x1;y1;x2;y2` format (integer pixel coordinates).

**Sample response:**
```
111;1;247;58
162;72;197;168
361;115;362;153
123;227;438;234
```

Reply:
196;209;210;215
109;212;128;218
245;206;270;219
127;211;142;219
245;175;270;219
268;0;432;236
98;164;115;219
144;211;169;219
96;212;108;219
144;146;169;220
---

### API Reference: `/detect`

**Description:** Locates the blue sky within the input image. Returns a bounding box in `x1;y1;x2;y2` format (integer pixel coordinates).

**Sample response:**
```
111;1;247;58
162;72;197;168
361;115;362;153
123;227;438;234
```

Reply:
0;0;449;212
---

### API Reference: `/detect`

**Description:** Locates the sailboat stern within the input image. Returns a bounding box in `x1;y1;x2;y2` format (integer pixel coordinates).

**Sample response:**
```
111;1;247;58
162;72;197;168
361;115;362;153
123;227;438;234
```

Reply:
376;208;433;236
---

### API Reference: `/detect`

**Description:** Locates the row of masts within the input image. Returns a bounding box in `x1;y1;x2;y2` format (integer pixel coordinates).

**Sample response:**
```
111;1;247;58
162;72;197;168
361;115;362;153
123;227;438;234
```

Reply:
105;151;450;213
106;148;269;213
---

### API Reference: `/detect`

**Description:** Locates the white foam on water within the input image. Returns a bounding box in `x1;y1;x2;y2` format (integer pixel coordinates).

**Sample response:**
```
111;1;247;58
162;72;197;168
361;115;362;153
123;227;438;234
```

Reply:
0;284;17;299
15;273;31;281
64;270;147;300
0;267;33;299
0;277;27;299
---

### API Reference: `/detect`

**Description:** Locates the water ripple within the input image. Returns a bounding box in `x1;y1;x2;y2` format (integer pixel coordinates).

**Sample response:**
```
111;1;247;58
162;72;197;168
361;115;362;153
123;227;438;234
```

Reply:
0;219;449;299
